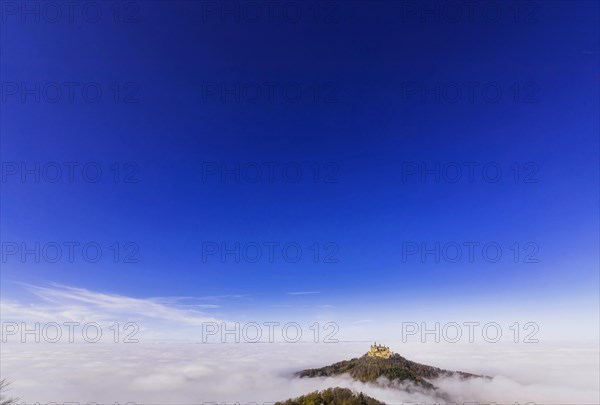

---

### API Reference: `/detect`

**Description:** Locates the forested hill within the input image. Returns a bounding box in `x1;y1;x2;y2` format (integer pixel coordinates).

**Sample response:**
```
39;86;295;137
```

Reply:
296;353;483;389
275;387;385;405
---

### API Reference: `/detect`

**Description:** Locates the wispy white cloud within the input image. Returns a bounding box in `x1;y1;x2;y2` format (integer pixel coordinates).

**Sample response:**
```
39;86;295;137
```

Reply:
270;304;332;309
0;283;224;340
181;304;221;309
286;291;320;295
151;294;247;304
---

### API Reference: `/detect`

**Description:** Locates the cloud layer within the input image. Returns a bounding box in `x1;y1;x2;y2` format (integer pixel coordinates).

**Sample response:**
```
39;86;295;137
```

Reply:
1;284;598;403
1;341;598;403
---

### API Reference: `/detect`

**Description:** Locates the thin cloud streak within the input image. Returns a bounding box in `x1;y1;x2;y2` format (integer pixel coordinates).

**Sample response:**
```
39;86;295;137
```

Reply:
286;291;321;295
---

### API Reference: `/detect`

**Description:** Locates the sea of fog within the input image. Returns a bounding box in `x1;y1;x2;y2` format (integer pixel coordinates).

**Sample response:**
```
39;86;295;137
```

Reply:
1;340;598;404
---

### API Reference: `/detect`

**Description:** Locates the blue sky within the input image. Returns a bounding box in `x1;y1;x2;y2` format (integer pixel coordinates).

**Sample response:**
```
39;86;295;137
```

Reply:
1;1;599;338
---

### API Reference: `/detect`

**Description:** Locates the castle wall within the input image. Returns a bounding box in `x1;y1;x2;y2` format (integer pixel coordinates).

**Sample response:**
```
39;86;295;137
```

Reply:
367;345;393;359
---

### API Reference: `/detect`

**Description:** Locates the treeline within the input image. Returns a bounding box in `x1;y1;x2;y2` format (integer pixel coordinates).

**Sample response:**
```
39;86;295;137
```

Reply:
275;387;384;405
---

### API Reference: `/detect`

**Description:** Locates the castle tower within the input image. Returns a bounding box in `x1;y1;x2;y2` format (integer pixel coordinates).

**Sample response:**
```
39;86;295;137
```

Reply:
367;342;393;359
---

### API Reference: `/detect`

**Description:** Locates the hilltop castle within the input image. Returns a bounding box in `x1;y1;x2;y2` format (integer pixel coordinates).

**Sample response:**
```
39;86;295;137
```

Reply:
367;342;393;359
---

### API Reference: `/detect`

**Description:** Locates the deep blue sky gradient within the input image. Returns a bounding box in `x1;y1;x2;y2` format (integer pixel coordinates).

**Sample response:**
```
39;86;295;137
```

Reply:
1;1;598;320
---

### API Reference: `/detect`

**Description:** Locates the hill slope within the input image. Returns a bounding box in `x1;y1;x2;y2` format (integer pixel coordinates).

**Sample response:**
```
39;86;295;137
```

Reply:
296;353;482;389
275;387;385;405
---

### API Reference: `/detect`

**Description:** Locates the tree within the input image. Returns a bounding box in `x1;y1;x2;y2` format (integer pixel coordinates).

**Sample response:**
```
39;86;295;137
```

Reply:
275;387;385;404
0;379;19;405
